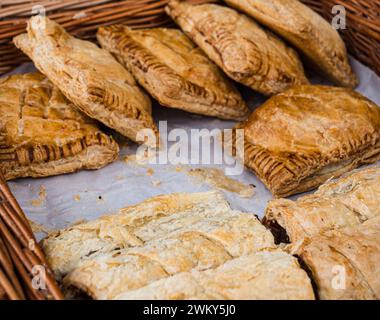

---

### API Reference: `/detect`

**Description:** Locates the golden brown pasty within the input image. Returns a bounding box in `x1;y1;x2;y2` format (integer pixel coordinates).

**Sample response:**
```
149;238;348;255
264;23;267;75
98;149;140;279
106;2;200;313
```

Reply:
264;166;380;244
0;73;119;180
13;16;157;145
293;216;380;300
224;0;358;88
97;26;249;120
41;191;313;300
114;250;315;300
228;85;380;198
165;0;309;96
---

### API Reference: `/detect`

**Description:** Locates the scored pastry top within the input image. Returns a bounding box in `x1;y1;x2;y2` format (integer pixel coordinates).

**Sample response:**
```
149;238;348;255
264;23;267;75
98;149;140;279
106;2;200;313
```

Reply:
13;16;157;144
166;0;309;96
97;26;249;120
224;0;358;88
232;85;380;197
0;73;119;180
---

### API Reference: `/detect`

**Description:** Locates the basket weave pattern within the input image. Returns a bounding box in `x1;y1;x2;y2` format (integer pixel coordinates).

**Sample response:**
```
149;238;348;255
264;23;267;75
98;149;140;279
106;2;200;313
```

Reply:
0;0;379;75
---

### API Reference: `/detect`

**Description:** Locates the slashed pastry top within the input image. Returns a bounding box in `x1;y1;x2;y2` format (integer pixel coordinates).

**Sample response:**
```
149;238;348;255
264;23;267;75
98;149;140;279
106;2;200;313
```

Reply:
114;250;315;300
293;216;380;300
97;26;249;120
264;166;380;244
165;0;309;96
229;85;380;198
0;73;119;180
13;16;157;145
224;0;358;88
41;191;314;300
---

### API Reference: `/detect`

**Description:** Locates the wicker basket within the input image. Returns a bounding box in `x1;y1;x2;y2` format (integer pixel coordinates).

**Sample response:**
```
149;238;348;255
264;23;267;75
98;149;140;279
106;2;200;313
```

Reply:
0;0;379;300
1;0;379;75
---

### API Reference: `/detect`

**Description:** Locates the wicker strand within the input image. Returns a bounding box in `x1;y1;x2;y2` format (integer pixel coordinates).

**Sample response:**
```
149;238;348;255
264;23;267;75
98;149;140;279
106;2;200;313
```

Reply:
0;171;63;300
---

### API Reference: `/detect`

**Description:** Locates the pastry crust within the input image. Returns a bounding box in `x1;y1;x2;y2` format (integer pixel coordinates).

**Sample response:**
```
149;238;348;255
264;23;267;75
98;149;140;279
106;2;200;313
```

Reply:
165;1;308;96
228;85;380;197
41;191;232;277
293;217;380;300
0;73;119;180
42;191;289;299
114;250;315;300
97;26;249;120
224;0;358;88
13;16;157;145
265;166;380;244
64;211;275;299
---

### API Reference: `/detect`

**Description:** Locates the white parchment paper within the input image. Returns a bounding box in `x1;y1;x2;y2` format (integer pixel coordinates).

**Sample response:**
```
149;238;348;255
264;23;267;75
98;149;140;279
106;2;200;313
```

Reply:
4;57;380;239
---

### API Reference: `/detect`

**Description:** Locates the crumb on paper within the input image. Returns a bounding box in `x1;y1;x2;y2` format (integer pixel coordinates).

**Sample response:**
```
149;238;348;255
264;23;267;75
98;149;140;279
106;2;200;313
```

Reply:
151;179;161;187
30;185;47;207
187;168;255;198
146;168;154;176
74;195;81;202
122;150;157;166
28;219;49;234
115;175;125;181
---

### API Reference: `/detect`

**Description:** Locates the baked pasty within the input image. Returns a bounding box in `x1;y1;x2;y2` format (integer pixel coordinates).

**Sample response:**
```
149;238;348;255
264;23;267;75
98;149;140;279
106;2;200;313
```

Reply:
41;191;312;300
114;250;315;300
0;73;119;180
264;166;380;244
165;1;308;96
228;85;380;197
224;0;358;88
13;16;157;145
97;26;249;120
293;217;380;300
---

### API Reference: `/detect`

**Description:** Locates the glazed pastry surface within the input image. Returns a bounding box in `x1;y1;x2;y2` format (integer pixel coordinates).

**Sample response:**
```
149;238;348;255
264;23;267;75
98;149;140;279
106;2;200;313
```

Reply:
13;16;157;144
224;0;358;88
166;0;309;96
229;85;380;197
97;26;249;120
0;73;119;180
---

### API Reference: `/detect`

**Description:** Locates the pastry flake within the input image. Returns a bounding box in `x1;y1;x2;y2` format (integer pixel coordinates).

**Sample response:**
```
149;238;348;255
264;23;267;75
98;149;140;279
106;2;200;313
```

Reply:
264;166;380;244
165;0;309;96
224;0;358;88
0;73;119;180
229;85;380;198
13;16;157;145
97;26;249;120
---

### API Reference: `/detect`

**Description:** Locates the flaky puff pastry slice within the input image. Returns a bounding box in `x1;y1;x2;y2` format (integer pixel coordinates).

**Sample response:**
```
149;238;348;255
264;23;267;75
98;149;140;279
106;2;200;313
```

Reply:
114;250;315;300
292;216;380;300
264;166;380;244
63;211;275;299
224;0;358;88
97;26;249;120
166;1;309;96
13;16;157;145
227;85;380;198
0;73;119;180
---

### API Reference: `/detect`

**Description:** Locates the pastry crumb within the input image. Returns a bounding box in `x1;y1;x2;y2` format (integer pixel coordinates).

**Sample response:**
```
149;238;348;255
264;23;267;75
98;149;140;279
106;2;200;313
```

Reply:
151;179;161;187
187;168;255;198
30;185;47;207
74;195;81;202
146;168;154;176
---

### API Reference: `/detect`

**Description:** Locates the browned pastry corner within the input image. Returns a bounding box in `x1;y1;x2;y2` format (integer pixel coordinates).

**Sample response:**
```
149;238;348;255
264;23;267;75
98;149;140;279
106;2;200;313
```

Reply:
264;166;380;244
97;26;249;121
0;73;119;180
13;16;157;145
165;0;309;96
227;85;380;198
293;216;380;300
224;0;358;88
41;191;314;300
